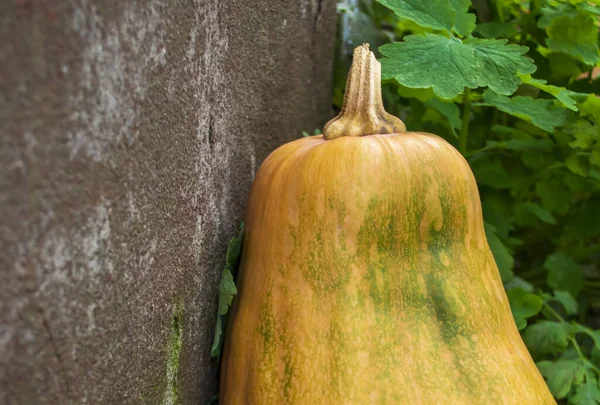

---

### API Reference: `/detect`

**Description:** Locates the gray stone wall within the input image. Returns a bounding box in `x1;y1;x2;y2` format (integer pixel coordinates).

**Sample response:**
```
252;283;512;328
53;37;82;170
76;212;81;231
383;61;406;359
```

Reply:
0;0;335;403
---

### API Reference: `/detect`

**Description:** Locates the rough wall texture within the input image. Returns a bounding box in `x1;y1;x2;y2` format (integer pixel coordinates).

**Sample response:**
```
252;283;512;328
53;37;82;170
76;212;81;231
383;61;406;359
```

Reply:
0;0;336;404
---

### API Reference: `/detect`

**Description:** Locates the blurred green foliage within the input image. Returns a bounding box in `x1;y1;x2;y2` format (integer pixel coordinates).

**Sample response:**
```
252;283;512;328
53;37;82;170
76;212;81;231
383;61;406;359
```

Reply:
334;0;600;402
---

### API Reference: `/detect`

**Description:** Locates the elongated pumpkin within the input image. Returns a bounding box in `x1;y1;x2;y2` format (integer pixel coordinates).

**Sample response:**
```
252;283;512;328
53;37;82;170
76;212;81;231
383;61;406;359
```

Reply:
221;44;555;404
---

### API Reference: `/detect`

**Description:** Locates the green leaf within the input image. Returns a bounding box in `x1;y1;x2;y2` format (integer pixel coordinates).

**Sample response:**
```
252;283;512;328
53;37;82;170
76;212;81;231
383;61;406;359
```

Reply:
376;0;455;31
570;375;600;405
484;222;514;281
396;83;435;101
482;89;571;132
482;191;513;238
448;0;476;36
218;269;237;315
477;137;555;154
466;38;536;95
569;121;598;149
565;153;590;177
495;139;554;151
211;223;245;359
537;359;586;399
507;288;543;330
545;252;584;297
381;36;538;99
546;14;600;66
226;232;244;269
592;148;600;167
211;317;223;358
538;5;577;29
520;74;578;111
505;276;535;293
522;202;557;225
580;95;600;125
525;321;571;357
424;98;461;130
535;179;571;215
551;291;579;316
474;160;513;189
474;22;518;39
547;52;583;83
573;324;600;350
380;34;479;100
565;199;600;240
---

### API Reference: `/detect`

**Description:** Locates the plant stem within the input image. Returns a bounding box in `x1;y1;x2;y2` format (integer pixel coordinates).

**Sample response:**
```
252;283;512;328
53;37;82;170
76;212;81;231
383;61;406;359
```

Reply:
543;302;565;322
570;337;600;374
459;88;472;155
543;303;600;373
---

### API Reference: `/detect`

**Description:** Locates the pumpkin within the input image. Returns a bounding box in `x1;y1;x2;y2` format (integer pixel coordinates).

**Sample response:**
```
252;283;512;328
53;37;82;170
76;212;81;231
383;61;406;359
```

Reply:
220;44;555;404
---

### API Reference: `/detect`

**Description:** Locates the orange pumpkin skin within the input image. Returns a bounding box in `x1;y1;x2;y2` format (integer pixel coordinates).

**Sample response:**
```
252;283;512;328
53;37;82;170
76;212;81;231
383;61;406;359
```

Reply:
220;132;555;404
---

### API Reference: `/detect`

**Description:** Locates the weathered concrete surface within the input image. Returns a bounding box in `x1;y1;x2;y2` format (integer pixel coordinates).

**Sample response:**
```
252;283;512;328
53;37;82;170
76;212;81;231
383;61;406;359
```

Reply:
0;0;335;403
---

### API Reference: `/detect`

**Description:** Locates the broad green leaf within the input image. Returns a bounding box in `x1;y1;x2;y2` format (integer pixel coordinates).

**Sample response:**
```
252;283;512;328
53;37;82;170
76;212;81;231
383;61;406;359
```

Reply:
565;153;590;177
569;121;598;149
211;223;245;359
546;14;600;66
592;148;600;167
545;252;584;297
506;288;543;330
380;34;479;100
520;74;578;111
474;22;518;39
482;89;571;132
397;83;435;101
474;160;513;189
382;36;538;99
424;98;461;130
218;269;237;315
376;0;455;31
480;139;554;152
467;38;536;95
573;324;600;350
521;151;555;170
211;317;223;358
551;291;579;316
525;321;571;357
503;139;553;151
504;276;535;293
580;95;600;125
484;222;514;281
570;375;600;405
522;202;557;224
491;125;532;139
577;2;600;16
448;0;476;36
547;52;583;82
226;238;243;269
538;5;577;29
565;199;600;239
535;179;571;215
482;191;512;238
537;359;586;399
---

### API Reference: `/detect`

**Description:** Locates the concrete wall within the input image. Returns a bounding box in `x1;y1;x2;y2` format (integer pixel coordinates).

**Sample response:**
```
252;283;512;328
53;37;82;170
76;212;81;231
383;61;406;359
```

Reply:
0;0;336;403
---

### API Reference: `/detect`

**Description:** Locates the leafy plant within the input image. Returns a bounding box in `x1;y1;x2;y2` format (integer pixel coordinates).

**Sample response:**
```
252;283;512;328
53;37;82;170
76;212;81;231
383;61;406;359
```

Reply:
334;0;600;402
211;223;244;360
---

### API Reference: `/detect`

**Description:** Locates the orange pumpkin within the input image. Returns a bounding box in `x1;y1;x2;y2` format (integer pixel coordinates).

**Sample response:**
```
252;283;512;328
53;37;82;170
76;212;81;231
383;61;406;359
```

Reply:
220;44;555;404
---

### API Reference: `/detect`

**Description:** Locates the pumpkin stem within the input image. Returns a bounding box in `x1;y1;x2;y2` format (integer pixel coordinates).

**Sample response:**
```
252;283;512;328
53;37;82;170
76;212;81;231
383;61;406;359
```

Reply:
323;44;406;140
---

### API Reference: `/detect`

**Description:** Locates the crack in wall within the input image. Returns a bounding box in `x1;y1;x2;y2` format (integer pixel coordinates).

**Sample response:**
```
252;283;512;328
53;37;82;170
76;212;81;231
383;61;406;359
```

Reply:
311;0;326;113
38;307;72;400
